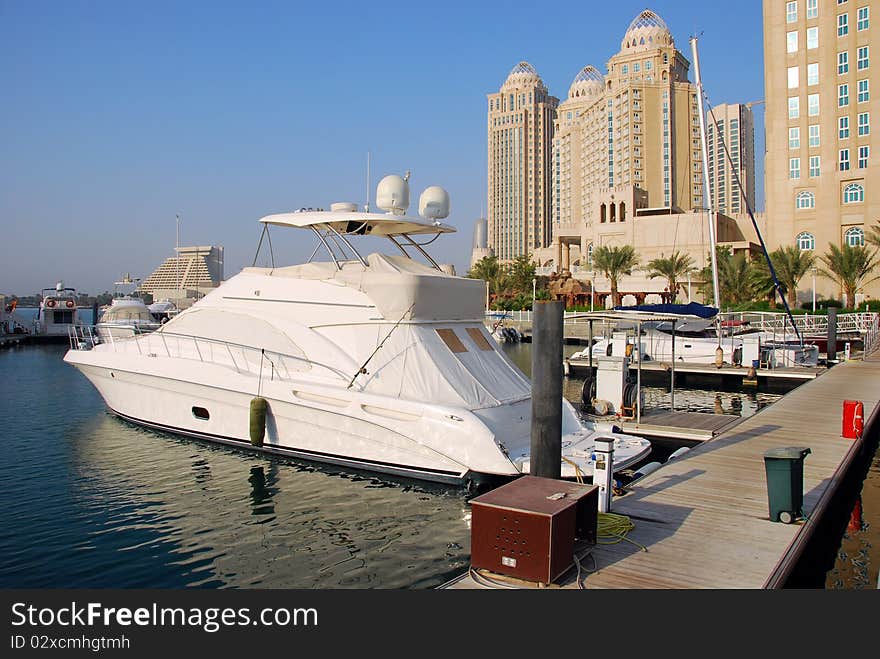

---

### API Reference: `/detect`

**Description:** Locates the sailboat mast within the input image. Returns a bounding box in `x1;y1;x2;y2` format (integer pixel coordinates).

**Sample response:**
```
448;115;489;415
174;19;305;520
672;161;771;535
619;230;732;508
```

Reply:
690;36;721;314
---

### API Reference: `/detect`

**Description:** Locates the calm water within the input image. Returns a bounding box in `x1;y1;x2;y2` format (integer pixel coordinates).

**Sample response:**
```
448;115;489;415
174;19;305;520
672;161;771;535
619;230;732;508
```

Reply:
0;338;875;588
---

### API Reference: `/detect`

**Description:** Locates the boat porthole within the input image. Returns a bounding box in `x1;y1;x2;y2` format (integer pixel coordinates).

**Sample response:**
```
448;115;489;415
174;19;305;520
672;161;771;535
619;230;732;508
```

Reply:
192;407;210;421
110;372;115;378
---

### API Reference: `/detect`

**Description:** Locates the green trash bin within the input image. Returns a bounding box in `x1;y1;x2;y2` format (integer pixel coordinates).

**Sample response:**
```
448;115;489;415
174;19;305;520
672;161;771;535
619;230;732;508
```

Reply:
763;447;811;523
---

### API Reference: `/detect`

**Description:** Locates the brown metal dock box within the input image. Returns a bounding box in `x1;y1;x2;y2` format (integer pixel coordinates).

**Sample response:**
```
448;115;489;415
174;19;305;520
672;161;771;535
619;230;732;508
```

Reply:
469;476;598;584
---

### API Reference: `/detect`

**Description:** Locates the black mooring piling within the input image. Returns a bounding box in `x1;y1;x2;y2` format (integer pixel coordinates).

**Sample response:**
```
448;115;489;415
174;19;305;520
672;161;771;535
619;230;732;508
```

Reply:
530;300;564;479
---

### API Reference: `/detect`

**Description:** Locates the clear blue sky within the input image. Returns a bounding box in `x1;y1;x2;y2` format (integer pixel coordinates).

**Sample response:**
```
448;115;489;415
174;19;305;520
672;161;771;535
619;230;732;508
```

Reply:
1;0;765;296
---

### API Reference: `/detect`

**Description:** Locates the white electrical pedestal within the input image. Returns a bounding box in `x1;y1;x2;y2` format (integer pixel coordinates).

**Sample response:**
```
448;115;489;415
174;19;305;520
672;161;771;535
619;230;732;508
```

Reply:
595;356;628;415
593;436;615;513
741;334;761;367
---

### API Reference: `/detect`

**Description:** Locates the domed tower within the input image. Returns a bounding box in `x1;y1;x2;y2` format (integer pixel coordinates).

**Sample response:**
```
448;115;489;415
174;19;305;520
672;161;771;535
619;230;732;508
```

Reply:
486;61;559;263
553;66;605;236
590;8;703;213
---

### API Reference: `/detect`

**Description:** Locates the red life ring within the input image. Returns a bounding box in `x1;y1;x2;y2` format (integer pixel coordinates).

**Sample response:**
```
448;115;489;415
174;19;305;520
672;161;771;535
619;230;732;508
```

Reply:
66;300;75;308
46;299;56;308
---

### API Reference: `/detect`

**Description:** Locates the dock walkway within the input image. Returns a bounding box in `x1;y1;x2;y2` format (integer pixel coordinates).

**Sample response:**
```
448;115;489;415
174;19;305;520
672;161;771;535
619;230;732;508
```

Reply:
445;353;880;589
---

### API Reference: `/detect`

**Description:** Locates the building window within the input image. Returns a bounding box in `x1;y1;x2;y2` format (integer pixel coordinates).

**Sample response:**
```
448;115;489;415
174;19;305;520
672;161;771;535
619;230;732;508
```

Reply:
787;1;798;22
840;148;851;170
797;231;816;250
840;115;850;138
858;6;869;30
839;83;850;106
838;13;849;36
843;182;864;202
809;155;821;177
789;126;801;148
787;30;798;53
858;79;869;102
845;227;865;246
858;46;869;70
859;145;870;168
796;191;816;209
790;157;801;179
858;111;870;135
839;51;849;74
789;96;800;118
807;0;818;19
808;93;820;116
788;66;799;88
807;26;819;48
807;62;819;85
809;124;820;146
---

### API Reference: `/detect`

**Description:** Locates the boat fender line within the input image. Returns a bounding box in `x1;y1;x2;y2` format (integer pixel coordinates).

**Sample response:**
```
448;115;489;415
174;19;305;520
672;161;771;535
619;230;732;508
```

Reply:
249;397;268;447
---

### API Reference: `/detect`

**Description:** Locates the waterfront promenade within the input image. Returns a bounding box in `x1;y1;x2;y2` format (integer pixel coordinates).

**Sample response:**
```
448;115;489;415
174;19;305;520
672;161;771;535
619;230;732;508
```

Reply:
446;353;880;589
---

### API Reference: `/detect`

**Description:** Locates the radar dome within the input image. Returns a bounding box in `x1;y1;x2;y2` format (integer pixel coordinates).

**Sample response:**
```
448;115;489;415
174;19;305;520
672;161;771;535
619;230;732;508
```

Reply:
418;186;450;221
330;202;358;212
376;175;410;215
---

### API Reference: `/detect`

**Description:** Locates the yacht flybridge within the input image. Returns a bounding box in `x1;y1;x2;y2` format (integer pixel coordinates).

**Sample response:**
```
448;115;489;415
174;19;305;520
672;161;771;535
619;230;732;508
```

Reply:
65;174;650;486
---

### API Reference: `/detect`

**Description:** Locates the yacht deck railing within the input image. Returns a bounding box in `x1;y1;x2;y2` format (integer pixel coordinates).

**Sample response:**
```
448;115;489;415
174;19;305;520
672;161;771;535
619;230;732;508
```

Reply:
68;326;351;383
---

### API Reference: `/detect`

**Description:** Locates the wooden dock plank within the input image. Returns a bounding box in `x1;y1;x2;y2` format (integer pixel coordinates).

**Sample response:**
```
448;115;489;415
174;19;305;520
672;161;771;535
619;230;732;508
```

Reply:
446;355;879;589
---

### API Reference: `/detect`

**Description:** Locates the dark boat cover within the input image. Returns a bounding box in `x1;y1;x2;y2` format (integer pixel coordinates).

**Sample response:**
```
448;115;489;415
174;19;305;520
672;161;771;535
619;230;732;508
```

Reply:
612;302;718;318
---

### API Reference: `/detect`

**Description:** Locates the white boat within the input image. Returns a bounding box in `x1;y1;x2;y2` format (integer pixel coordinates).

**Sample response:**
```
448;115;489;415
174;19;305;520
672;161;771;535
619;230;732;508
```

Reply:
147;299;179;323
64;174;650;487
95;275;161;341
36;282;80;336
570;304;744;365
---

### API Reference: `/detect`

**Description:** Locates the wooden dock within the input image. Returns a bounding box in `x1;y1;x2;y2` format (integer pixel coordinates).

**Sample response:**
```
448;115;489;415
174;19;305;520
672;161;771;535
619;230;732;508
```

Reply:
444;353;880;589
617;410;741;442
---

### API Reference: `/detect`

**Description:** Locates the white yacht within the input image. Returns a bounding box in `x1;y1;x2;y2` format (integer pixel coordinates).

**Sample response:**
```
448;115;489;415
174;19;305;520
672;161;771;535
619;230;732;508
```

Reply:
570;304;744;365
95;275;161;342
65;174;650;487
36;282;80;336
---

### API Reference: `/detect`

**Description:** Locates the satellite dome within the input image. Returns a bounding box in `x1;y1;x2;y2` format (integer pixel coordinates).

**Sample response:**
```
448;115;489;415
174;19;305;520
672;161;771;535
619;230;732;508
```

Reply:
620;9;673;52
376;175;410;215
501;61;543;90
418;186;450;221
567;65;604;100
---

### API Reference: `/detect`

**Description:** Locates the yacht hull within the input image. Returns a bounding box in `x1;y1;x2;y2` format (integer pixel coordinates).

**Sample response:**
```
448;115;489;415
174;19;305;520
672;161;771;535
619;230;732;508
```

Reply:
65;355;651;486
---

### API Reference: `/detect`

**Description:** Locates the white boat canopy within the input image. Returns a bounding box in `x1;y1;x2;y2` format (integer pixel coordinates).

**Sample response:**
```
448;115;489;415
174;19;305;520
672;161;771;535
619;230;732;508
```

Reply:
259;211;456;236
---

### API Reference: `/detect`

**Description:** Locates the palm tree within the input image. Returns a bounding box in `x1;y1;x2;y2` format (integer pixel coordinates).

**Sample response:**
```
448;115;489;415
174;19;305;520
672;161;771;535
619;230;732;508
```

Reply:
820;243;880;307
865;222;880;248
646;251;694;303
592;245;640;307
761;246;816;308
698;246;754;306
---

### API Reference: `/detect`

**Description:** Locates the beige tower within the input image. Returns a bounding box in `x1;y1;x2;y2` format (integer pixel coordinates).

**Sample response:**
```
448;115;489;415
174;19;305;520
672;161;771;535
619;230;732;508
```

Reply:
706;103;757;216
545;9;706;273
487;62;559;261
764;0;879;301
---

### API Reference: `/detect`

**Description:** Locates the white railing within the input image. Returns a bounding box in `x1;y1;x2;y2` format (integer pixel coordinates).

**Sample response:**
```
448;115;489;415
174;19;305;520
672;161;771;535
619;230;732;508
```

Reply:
862;314;880;358
718;311;878;336
68;326;351;383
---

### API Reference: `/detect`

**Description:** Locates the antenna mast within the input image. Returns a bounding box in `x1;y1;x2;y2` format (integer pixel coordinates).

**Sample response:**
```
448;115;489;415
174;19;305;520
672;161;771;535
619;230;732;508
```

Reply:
365;151;371;212
690;35;721;317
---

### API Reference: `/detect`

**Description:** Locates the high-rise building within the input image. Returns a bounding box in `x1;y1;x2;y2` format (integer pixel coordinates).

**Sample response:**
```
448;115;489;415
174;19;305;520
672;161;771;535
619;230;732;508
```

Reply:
140;245;224;307
763;0;879;302
706;103;757;216
486;62;559;261
545;10;707;270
